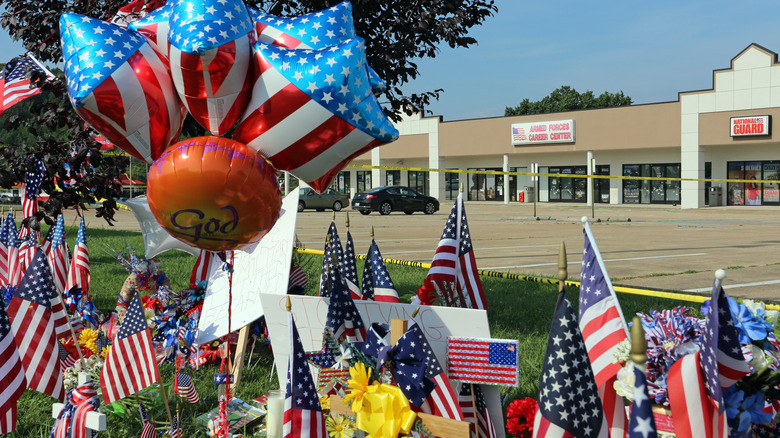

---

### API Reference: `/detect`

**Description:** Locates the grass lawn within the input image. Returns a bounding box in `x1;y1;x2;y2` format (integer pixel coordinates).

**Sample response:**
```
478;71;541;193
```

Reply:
8;226;689;437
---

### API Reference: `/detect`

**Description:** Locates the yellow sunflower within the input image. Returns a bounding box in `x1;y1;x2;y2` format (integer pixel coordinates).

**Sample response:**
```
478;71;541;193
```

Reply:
319;395;331;411
325;414;355;438
78;328;99;354
100;345;111;360
342;362;371;412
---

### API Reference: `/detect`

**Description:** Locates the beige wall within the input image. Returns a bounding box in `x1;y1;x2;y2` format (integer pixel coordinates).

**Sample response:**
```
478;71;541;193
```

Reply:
699;109;780;146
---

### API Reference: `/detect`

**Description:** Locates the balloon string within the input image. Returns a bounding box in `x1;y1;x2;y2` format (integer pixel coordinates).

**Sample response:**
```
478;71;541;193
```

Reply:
218;251;234;438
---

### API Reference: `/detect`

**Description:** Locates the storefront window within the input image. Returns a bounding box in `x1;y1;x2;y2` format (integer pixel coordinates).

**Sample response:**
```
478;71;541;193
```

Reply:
727;161;779;206
335;172;350;194
622;163;681;204
764;163;779;203
386;170;400;186
408;171;428;194
622;165;640;204
357;171;371;193
445;171;459;200
595;165;610;203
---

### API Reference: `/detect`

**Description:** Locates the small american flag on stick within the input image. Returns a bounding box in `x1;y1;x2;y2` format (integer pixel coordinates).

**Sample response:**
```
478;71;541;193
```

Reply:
447;337;519;387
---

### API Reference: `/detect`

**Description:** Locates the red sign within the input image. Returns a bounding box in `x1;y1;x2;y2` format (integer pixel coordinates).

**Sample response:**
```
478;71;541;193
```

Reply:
730;116;770;137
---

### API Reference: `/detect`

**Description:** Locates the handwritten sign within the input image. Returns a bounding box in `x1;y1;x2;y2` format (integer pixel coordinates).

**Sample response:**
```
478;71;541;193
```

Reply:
196;190;299;345
260;294;505;438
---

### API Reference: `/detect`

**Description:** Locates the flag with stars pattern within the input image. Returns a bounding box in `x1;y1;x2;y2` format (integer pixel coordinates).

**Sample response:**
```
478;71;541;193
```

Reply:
361;238;400;303
424;192;487;310
627;366;657;438
533;291;606;438
138;401;158;438
166;0;254;135
458;384;497;438
100;291;160;404
128;4;172;57
342;230;361;300
402;324;464;421
169;409;183;438
22;157;46;220
283;311;327;438
247;1;386;95
1;54;53;116
16;229;38;280
579;222;628;387
667;351;727;438
701;280;751;413
447;337;519;386
6;250;64;401
325;264;365;343
0;294;26;434
232;34;398;192
0;210;19;287
174;372;200;403
318;222;343;297
47;215;70;295
65;215;90;295
59;13;186;163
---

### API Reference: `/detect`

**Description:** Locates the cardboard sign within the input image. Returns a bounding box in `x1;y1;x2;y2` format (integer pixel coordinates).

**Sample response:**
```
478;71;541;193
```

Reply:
260;294;505;438
196;190;299;344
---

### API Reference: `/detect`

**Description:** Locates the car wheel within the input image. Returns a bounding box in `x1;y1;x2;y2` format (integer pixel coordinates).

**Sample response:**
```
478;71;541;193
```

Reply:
298;201;305;212
404;211;414;215
360;210;371;215
424;202;436;215
332;201;342;212
379;202;392;215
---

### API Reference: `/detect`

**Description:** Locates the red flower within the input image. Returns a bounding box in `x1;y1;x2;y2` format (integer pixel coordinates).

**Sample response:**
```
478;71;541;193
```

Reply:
141;295;163;312
415;279;438;306
506;398;538;438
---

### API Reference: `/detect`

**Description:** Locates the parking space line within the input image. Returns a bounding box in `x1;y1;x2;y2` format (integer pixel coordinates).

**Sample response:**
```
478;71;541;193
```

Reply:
684;279;780;292
483;252;708;270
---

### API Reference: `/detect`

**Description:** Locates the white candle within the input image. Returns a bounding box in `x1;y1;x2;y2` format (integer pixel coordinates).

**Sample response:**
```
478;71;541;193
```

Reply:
266;390;285;438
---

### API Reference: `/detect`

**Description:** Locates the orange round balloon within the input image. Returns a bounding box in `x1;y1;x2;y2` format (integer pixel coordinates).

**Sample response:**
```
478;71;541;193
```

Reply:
147;136;282;252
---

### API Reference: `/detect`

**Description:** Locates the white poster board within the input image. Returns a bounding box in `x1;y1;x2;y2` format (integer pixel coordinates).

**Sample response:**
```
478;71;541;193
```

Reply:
260;294;505;438
196;190;299;344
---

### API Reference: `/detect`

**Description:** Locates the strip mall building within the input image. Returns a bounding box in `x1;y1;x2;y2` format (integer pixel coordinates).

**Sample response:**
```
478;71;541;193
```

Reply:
341;44;780;209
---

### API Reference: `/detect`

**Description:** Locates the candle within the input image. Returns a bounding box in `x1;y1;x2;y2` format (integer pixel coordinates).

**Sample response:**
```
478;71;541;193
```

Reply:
266;389;285;438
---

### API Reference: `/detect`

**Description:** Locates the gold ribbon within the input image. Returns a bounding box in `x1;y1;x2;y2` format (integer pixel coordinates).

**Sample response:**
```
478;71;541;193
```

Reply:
353;383;416;438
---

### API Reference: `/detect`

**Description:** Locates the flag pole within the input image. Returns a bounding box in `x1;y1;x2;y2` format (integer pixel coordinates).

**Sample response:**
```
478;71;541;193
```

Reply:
56;287;88;369
159;371;174;426
714;269;726;291
557;241;567;294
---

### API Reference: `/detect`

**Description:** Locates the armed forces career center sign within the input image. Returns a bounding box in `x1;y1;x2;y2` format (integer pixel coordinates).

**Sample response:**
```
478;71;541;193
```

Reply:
511;119;575;145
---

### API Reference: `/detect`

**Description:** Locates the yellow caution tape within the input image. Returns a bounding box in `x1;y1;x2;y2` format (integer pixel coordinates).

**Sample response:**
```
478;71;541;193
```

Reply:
295;247;780;311
346;164;776;184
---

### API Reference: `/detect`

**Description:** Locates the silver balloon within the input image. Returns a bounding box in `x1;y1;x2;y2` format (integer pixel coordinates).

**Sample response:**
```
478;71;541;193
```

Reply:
124;195;201;258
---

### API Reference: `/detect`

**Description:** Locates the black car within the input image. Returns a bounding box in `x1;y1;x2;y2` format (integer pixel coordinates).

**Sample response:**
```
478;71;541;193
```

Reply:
351;186;439;215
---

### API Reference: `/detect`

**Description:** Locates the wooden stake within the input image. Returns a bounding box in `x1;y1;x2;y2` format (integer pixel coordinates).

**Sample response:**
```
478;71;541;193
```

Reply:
159;380;173;426
390;319;407;345
231;325;251;391
557;241;567;294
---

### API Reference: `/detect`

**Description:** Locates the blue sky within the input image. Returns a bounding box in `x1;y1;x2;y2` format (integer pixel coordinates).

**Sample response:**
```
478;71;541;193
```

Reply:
2;1;780;122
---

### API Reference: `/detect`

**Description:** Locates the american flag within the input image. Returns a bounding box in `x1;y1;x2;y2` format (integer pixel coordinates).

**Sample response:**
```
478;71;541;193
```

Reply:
174;372;200;403
247;2;387;102
128;4;172;58
22;157;46;220
288;264;308;292
40;222;54;256
458;384;497;438
65;216;90;296
0;295;26;434
667;352;726;438
342;231;362;299
51;380;99;438
166;0;253;136
6;251;64;401
1;54;53;116
232;35;398;192
627;366;657;438
190;250;218;285
109;0;165;28
318;222;343;297
325;265;366;343
283;312;328;438
701;279;751;412
0;211;19;287
16;229;38;280
533;292;606;438
404;324;464;421
447;337;519;386
170;410;183;438
100;291;160;404
58;340;78;369
60;13;186;164
512;127;526;143
47;215;71;295
138;402;158;438
380;325;436;407
360;239;400;303
579;222;629;386
424;193;487;310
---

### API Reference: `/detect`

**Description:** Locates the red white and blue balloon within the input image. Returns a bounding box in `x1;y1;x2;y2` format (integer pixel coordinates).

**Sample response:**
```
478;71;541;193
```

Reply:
248;1;386;95
128;4;172;58
232;37;398;192
60;13;186;163
166;0;255;135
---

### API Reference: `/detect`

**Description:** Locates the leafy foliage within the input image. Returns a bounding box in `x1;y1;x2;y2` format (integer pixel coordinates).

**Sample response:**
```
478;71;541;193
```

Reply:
505;85;632;116
0;0;497;225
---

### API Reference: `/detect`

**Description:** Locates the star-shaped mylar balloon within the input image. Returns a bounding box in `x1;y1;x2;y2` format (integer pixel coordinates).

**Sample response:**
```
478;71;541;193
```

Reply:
124;196;201;258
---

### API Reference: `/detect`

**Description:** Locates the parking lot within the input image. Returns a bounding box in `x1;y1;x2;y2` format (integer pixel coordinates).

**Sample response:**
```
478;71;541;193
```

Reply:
69;199;780;303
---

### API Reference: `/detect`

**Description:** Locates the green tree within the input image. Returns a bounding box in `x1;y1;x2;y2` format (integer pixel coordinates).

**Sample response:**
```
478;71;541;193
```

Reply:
0;0;497;226
505;85;632;116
